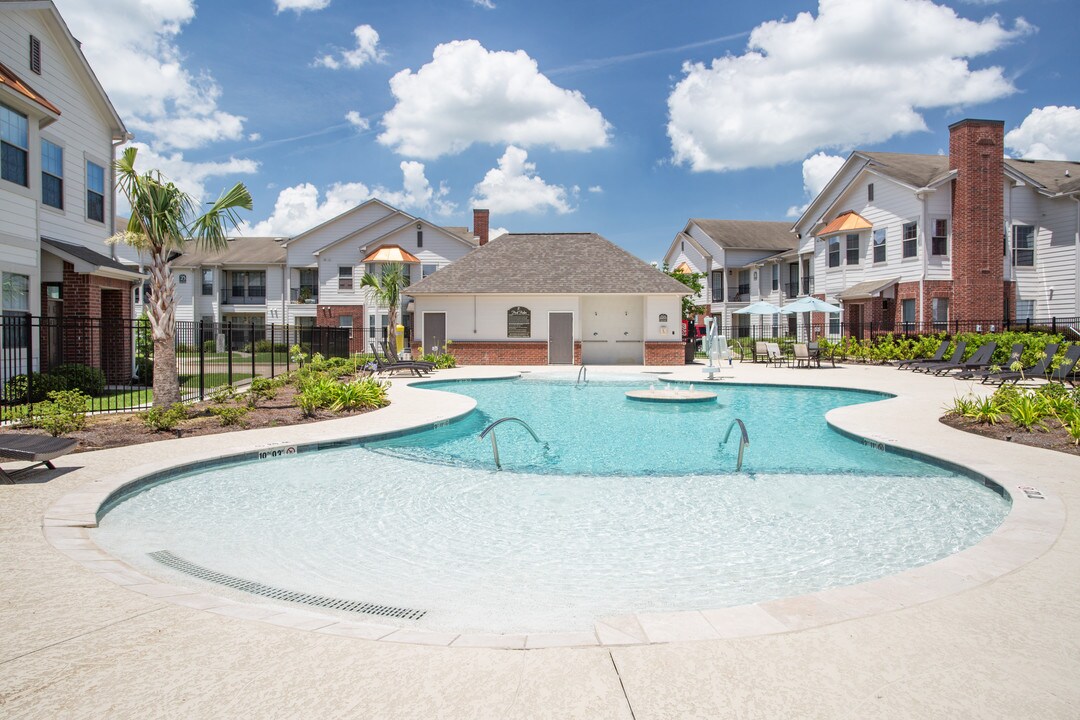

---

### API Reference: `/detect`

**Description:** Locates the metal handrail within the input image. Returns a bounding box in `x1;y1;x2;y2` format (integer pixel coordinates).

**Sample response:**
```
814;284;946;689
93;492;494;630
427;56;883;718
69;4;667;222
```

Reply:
576;364;588;386
720;418;750;472
479;417;541;470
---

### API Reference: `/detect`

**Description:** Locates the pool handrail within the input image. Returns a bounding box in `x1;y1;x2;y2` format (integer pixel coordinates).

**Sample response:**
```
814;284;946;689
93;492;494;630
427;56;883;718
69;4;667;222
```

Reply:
576;364;588;386
479;417;541;470
720;418;750;472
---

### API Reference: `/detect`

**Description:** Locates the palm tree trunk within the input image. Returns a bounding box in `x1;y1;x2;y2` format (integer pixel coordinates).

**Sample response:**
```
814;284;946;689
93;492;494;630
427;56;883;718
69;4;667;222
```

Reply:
146;248;181;407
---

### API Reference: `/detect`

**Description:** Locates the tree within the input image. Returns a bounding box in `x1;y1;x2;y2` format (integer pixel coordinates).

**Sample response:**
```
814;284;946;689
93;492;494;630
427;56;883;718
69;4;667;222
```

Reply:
664;263;706;320
360;263;406;337
110;147;252;407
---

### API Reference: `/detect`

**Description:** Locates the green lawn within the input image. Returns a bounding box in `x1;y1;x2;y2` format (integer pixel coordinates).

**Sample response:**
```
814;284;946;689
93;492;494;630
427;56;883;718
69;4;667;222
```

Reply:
1;387;154;421
179;372;253;389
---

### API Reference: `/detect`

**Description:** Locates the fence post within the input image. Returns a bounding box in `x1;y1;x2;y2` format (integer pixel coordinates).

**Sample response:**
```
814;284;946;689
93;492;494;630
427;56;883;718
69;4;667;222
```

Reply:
270;323;276;379
1052;317;1057;333
1026;318;1031;332
198;320;205;401
227;323;233;386
286;324;291;374
23;316;33;410
251;321;256;379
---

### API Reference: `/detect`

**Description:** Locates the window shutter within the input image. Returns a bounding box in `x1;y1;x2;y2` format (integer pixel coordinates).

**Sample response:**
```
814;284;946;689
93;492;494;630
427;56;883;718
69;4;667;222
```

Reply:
29;36;41;75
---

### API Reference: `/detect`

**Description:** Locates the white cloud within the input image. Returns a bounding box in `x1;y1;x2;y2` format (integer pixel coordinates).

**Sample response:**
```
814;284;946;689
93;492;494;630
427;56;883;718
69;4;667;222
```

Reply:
55;0;247;150
379;40;610;159
470;146;573;214
489;226;509;240
667;0;1033;172
1005;106;1080;161
275;0;331;13
241;163;454;236
116;142;259;213
248;132;262;142
588;185;603;193
315;25;385;69
345;111;370;131
472;0;496;8
786;152;847;217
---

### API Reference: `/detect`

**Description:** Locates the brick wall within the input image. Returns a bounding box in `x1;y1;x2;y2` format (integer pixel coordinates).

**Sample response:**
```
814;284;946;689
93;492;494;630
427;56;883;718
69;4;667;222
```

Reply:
949;119;1005;322
315;304;365;353
644;341;684;365
100;289;131;382
60;263;134;377
435;340;583;365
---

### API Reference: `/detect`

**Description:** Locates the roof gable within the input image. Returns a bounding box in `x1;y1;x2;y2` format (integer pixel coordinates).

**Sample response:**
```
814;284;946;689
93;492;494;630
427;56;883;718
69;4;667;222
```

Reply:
688;219;796;252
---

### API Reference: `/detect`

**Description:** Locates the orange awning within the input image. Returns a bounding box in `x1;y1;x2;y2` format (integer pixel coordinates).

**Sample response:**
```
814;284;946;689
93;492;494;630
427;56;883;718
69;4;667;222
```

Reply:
0;61;61;116
818;211;872;237
361;244;420;264
673;261;693;273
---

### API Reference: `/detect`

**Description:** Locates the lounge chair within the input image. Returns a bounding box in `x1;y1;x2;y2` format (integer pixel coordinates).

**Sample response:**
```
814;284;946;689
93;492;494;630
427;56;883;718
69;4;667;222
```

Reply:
955;343;1024;381
765;342;787;367
792;343;814;368
0;434;78;483
369;343;429;377
913;341;967;374
897;340;949;370
1045;345;1080;386
383;339;436;372
808;341;835;367
753;341;769;363
984;343;1059;385
929;341;997;376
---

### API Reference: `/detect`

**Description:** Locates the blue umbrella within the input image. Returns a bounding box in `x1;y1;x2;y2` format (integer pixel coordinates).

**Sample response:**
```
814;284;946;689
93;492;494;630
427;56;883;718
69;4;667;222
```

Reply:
779;296;841;314
732;301;783;315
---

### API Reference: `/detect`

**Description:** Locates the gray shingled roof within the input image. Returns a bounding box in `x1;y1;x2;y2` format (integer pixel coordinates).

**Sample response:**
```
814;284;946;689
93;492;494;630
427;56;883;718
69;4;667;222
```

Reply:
1005;158;1080;194
689;219;796;251
40;237;139;275
858;152;952;187
406;233;689;295
173;237;287;267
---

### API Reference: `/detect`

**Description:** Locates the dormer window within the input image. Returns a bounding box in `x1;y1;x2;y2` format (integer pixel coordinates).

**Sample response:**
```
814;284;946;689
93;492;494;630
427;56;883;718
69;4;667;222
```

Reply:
29;36;41;75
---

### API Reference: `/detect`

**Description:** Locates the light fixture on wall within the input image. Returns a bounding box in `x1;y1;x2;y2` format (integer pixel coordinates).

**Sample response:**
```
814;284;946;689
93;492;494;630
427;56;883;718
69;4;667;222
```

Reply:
416;222;422;229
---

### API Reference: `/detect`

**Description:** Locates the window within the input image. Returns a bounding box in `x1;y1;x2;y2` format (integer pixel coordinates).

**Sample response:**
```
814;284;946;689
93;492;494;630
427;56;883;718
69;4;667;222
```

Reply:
867;183;874;202
873;228;887;263
86;161;105;222
828;312;840;335
1;104;29;186
338;265;353;290
227;271;265;302
846;234;860;265
771;312;779;337
201;269;213;296
1016;299;1035;321
29;36;41;74
902;221;918;258
932;297;949;331
339;315;353;336
41;139;63;209
901;299;915;331
711;270;723;303
931;219;948;256
2;272;30;348
417;229;423;248
771;264;779;291
828;237;840;268
1012;225;1035;267
422;263;437;279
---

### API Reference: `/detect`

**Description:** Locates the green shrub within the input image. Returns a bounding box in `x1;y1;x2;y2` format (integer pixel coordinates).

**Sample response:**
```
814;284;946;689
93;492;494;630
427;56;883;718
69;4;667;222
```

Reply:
421;352;457;369
176;342;197;353
2;372;67;404
203;339;218;353
50;364;106;396
243;339;289;353
208;404;249;426
246;377;278;407
140;403;188;432
329;377;390;411
23;390;89;437
209;385;236;404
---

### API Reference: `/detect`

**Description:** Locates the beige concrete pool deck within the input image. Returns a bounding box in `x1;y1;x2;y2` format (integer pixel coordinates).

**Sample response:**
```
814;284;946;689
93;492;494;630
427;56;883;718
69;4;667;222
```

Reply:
2;362;1078;718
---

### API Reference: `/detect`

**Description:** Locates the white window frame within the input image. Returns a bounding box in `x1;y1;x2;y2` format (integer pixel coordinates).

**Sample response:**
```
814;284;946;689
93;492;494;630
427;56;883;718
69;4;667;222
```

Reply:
845;234;860;265
930;218;949;257
1012;225;1035;268
1;103;29;188
40;137;63;210
1016;299;1035;321
338;265;354;290
85;156;106;223
827;237;841;268
901;221;918;259
872;228;887;264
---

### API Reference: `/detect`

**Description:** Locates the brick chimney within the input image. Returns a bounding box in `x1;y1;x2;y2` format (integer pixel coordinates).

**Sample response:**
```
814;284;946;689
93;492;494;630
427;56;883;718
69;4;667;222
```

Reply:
473;208;490;246
949;119;1004;323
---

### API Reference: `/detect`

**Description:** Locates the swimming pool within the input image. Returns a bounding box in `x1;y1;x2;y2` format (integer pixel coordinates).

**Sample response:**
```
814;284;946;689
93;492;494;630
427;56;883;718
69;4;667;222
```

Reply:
92;373;1009;634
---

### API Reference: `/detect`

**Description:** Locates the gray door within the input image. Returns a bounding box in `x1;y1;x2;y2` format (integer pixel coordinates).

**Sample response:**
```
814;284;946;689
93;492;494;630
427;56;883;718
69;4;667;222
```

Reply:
423;312;446;354
548;312;573;364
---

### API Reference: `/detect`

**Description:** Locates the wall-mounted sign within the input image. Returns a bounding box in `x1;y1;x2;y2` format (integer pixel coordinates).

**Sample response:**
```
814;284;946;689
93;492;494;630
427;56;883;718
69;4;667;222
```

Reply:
177;273;187;284
507;306;531;338
658;313;668;323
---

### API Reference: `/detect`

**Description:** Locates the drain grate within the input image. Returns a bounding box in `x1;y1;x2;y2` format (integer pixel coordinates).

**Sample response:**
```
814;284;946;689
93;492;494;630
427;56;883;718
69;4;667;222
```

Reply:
148;550;426;620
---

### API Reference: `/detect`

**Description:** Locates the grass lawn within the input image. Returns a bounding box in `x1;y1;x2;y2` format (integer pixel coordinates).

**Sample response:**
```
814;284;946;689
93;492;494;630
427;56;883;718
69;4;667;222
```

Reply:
2;387;154;421
180;372;253;390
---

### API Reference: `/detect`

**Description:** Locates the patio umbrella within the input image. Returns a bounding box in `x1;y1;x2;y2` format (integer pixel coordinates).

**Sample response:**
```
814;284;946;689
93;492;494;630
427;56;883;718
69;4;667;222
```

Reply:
732;301;783;315
779;296;841;314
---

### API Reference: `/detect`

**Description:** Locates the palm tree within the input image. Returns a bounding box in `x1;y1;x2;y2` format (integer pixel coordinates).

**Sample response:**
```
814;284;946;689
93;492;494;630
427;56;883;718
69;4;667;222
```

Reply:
110;147;252;407
360;263;406;341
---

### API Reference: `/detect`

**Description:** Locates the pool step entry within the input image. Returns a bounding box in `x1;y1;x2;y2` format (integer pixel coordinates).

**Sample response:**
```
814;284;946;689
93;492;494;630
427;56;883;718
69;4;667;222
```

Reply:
720;418;750;472
479;417;543;470
148;550;426;620
576;364;588;386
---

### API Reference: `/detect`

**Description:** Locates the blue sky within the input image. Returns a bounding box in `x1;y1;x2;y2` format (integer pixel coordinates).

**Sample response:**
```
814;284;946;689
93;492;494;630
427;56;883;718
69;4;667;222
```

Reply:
57;0;1080;261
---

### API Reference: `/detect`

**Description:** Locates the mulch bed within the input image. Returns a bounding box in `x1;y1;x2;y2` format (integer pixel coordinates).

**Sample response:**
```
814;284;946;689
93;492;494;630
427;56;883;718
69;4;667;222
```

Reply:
7;383;381;453
940;414;1080;457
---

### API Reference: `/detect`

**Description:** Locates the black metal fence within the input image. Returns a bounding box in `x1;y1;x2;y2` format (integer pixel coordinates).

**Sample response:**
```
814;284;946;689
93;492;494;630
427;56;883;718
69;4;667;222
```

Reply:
1;316;351;418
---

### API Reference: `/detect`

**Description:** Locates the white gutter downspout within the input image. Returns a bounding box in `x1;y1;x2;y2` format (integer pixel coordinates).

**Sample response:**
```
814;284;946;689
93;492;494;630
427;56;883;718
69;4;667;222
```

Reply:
1074;197;1080;317
916;189;932;327
109;132;135;260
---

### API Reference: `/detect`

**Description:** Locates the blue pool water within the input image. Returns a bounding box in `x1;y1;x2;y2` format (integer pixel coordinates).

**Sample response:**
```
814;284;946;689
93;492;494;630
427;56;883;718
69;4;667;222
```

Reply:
93;372;1010;633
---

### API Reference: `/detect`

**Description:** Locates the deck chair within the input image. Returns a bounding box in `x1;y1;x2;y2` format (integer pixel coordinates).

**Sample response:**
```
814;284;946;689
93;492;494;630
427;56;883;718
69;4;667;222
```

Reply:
765;342;787;367
753;341;769;363
984;343;1058;385
897;339;949;370
382;338;435;372
1045;345;1080;386
369;342;428;377
0;434;78;483
792;343;814;368
914;341;967;374
955;343;1024;380
929;341;996;376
